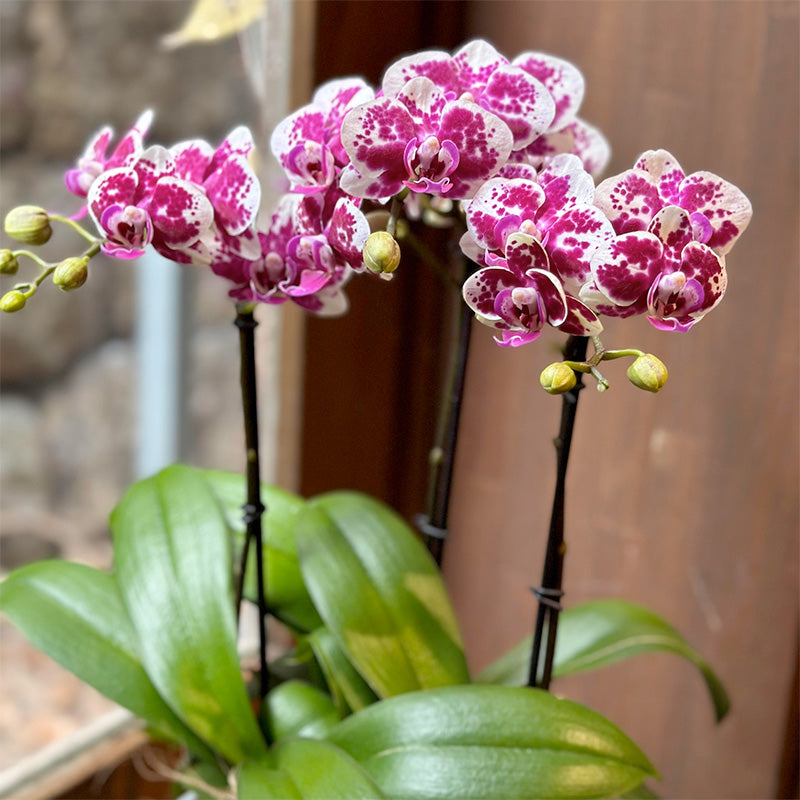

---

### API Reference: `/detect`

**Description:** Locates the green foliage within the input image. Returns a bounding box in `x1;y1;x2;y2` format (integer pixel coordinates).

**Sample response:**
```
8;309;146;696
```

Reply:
327;685;657;800
238;738;386;799
264;679;341;742
0;560;213;760
203;469;323;633
296;491;470;697
110;466;267;763
477;599;730;721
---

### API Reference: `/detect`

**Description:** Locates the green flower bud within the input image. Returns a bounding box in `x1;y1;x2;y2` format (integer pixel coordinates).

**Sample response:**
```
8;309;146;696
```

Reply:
1;290;27;312
363;231;401;274
0;249;18;275
540;362;577;394
4;206;52;245
627;353;668;393
53;256;89;291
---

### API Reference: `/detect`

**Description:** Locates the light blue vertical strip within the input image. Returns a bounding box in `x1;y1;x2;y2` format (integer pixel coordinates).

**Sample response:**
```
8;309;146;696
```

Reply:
135;251;187;479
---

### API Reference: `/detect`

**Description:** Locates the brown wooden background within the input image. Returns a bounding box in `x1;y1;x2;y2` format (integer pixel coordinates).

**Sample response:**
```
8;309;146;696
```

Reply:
301;2;799;798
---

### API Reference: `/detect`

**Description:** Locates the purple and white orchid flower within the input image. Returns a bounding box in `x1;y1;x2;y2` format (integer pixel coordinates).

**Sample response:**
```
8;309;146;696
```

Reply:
340;75;513;200
66;110;153;200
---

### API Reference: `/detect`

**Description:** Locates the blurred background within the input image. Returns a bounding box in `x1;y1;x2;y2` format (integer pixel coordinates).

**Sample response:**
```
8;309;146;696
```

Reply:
1;1;797;798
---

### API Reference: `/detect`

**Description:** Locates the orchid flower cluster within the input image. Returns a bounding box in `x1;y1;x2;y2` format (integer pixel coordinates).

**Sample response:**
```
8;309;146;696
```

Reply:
2;39;751;390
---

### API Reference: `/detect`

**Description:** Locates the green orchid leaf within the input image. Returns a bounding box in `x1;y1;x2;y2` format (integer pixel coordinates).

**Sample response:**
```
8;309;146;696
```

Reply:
328;685;657;800
0;560;213;760
308;627;379;714
238;739;386;799
264;679;341;741
111;465;266;763
202;469;322;633
621;783;661;798
476;599;729;722
296;492;469;698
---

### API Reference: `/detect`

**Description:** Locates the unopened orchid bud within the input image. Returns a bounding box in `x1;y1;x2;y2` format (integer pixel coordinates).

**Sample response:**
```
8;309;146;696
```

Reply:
1;290;27;312
540;362;577;394
363;231;401;274
627;354;668;393
4;206;52;245
0;249;18;275
53;256;89;291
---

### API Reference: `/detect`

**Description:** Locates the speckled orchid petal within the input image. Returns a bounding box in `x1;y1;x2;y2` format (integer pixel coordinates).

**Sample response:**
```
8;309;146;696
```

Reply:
677;171;752;255
559;295;604;336
438;100;513;198
463;266;521;319
505;232;550;277
292;283;351;317
592;231;664;307
146;177;214;248
133;146;175;202
204;152;260;235
170;139;215;184
107;109;154;169
340;96;417;198
579;281;647;319
208;126;255;174
646;241;726;329
480;65;555;150
568;118;611;178
513;52;585;131
466;177;545;251
547;205;615;294
495;161;539;181
382;49;457;97
648;206;693;272
395;77;449;135
595;168;664;235
634;149;685;205
536;153;595;230
453;40;509;91
514;127;575;168
313;77;374;123
88;167;138;229
65;126;113;196
326;197;370;270
98;204;153;257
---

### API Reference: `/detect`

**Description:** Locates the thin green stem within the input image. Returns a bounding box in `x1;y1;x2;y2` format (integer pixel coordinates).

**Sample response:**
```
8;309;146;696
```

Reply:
50;214;101;244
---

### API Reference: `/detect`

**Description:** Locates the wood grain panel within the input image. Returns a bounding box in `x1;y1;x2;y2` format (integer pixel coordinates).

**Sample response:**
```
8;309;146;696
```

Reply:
443;2;799;798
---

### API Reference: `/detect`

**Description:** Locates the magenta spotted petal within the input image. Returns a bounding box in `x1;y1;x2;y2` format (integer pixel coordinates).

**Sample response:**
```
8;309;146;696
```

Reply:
633;150;685;205
204;152;260;236
171;139;215;184
513;52;584;131
677;171;752;255
547;204;615;294
647;206;693;272
591;231;664;307
559;296;603;336
463;266;524;319
145;177;214;248
647;241;726;330
326;197;370;270
465;177;545;252
88;168;139;223
568;118;611;178
594;169;664;235
505;232;552;281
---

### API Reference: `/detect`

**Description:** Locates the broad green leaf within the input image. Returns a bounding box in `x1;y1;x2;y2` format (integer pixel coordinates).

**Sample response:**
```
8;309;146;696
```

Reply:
622;783;661;798
238;739;385;799
477;599;729;722
308;627;378;714
328;685;657;800
296;492;469;698
203;469;322;633
264;679;340;741
111;465;266;763
0;561;213;760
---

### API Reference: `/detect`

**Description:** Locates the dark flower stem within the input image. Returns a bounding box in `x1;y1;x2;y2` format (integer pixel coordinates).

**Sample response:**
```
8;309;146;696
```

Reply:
234;306;270;728
527;335;588;690
417;255;473;567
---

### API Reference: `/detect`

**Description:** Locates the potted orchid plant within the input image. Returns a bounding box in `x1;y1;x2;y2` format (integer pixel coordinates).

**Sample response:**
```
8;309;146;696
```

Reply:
0;35;750;800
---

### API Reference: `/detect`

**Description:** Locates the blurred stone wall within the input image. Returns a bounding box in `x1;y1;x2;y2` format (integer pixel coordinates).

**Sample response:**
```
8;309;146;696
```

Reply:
0;0;264;569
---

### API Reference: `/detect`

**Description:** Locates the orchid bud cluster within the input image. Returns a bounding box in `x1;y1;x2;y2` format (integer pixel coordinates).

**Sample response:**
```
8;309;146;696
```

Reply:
1;39;752;390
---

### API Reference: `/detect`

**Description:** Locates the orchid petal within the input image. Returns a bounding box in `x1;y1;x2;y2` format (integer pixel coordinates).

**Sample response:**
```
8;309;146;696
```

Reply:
513;52;585;131
382;49;457;97
170;139;215;184
634;149;685;204
147;177;214;247
88;168;138;230
592;231;664;306
594;168;664;235
678;171;752;255
463;266;521;318
204;152;261;235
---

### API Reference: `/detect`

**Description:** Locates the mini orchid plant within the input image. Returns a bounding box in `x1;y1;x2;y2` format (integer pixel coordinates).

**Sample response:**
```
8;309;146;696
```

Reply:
1;37;750;800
